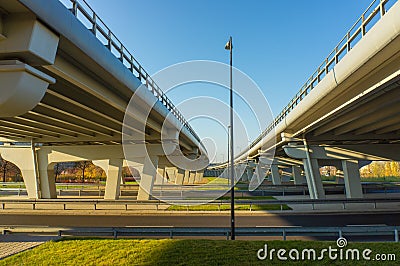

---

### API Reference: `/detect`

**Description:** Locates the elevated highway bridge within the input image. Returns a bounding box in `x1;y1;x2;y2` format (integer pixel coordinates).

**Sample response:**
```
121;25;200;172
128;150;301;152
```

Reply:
0;0;208;200
209;0;400;199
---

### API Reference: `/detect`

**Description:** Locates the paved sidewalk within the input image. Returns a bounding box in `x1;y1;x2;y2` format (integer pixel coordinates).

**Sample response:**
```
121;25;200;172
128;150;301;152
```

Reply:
0;234;57;260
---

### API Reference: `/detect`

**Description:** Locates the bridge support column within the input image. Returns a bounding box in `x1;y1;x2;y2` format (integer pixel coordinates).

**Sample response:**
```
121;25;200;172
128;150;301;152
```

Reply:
270;165;282;185
195;171;204;183
137;156;159;200
183;170;190;184
165;167;177;183
336;170;345;184
188;171;196;184
240;168;248;182
281;169;292;182
36;151;57;199
175;168;185;185
342;160;363;198
302;159;325;199
245;167;253;182
292;165;306;185
0;146;39;198
155;166;166;185
94;159;123;200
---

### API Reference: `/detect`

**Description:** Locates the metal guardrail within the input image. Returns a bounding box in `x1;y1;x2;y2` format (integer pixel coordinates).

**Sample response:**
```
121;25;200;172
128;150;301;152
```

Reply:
2;226;399;242
1;197;400;211
59;0;201;143
237;0;397;159
2;182;399;198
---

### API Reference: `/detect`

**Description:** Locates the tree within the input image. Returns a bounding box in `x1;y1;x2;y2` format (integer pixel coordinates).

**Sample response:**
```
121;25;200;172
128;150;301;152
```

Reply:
54;163;66;182
75;161;91;182
0;158;9;182
0;157;21;182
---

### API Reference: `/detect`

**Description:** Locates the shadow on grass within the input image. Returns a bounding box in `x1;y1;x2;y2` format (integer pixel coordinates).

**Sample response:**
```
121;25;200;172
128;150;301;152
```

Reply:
1;238;399;265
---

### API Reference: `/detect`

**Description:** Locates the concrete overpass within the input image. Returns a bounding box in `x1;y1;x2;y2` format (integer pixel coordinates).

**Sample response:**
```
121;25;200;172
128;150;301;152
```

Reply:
0;0;208;199
209;0;400;199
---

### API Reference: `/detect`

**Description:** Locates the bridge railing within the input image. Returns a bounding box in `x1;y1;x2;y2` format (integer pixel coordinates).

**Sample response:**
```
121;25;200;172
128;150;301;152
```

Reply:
59;0;201;143
240;0;397;158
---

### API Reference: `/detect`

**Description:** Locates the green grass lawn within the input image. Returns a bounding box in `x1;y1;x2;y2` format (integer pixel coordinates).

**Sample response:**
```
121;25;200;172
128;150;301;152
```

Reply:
217;195;275;200
1;239;398;265
361;176;400;182
167;203;290;211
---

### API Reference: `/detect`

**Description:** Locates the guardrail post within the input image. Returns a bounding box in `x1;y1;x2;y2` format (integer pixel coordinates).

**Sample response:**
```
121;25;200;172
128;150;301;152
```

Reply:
312;203;315;210
280;204;283;211
91;13;97;35
63;203;66;210
338;229;342;239
282;187;285;196
342;202;346;210
94;203;97;210
2;203;4;209
380;1;386;17
250;202;252;212
32;203;35;210
282;229;286;241
374;202;377;209
113;230;117;239
395;229;399;243
70;0;77;16
170;230;173;239
58;230;62;237
125;204;128;211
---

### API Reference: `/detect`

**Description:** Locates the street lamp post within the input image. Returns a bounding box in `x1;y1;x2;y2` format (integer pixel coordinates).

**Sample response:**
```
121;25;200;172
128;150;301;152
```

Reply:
227;125;230;186
225;36;235;240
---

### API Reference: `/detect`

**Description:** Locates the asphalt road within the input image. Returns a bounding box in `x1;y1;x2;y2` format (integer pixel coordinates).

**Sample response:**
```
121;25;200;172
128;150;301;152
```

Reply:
1;213;399;227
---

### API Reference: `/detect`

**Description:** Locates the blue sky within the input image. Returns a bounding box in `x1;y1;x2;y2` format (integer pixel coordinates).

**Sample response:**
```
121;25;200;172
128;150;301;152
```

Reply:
76;0;372;162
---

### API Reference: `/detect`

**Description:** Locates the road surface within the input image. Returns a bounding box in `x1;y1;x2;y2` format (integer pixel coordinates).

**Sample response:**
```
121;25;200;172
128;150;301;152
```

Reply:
1;213;399;227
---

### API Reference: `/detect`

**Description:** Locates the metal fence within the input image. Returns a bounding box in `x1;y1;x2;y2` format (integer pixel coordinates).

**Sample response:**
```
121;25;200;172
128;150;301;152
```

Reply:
59;0;201;143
